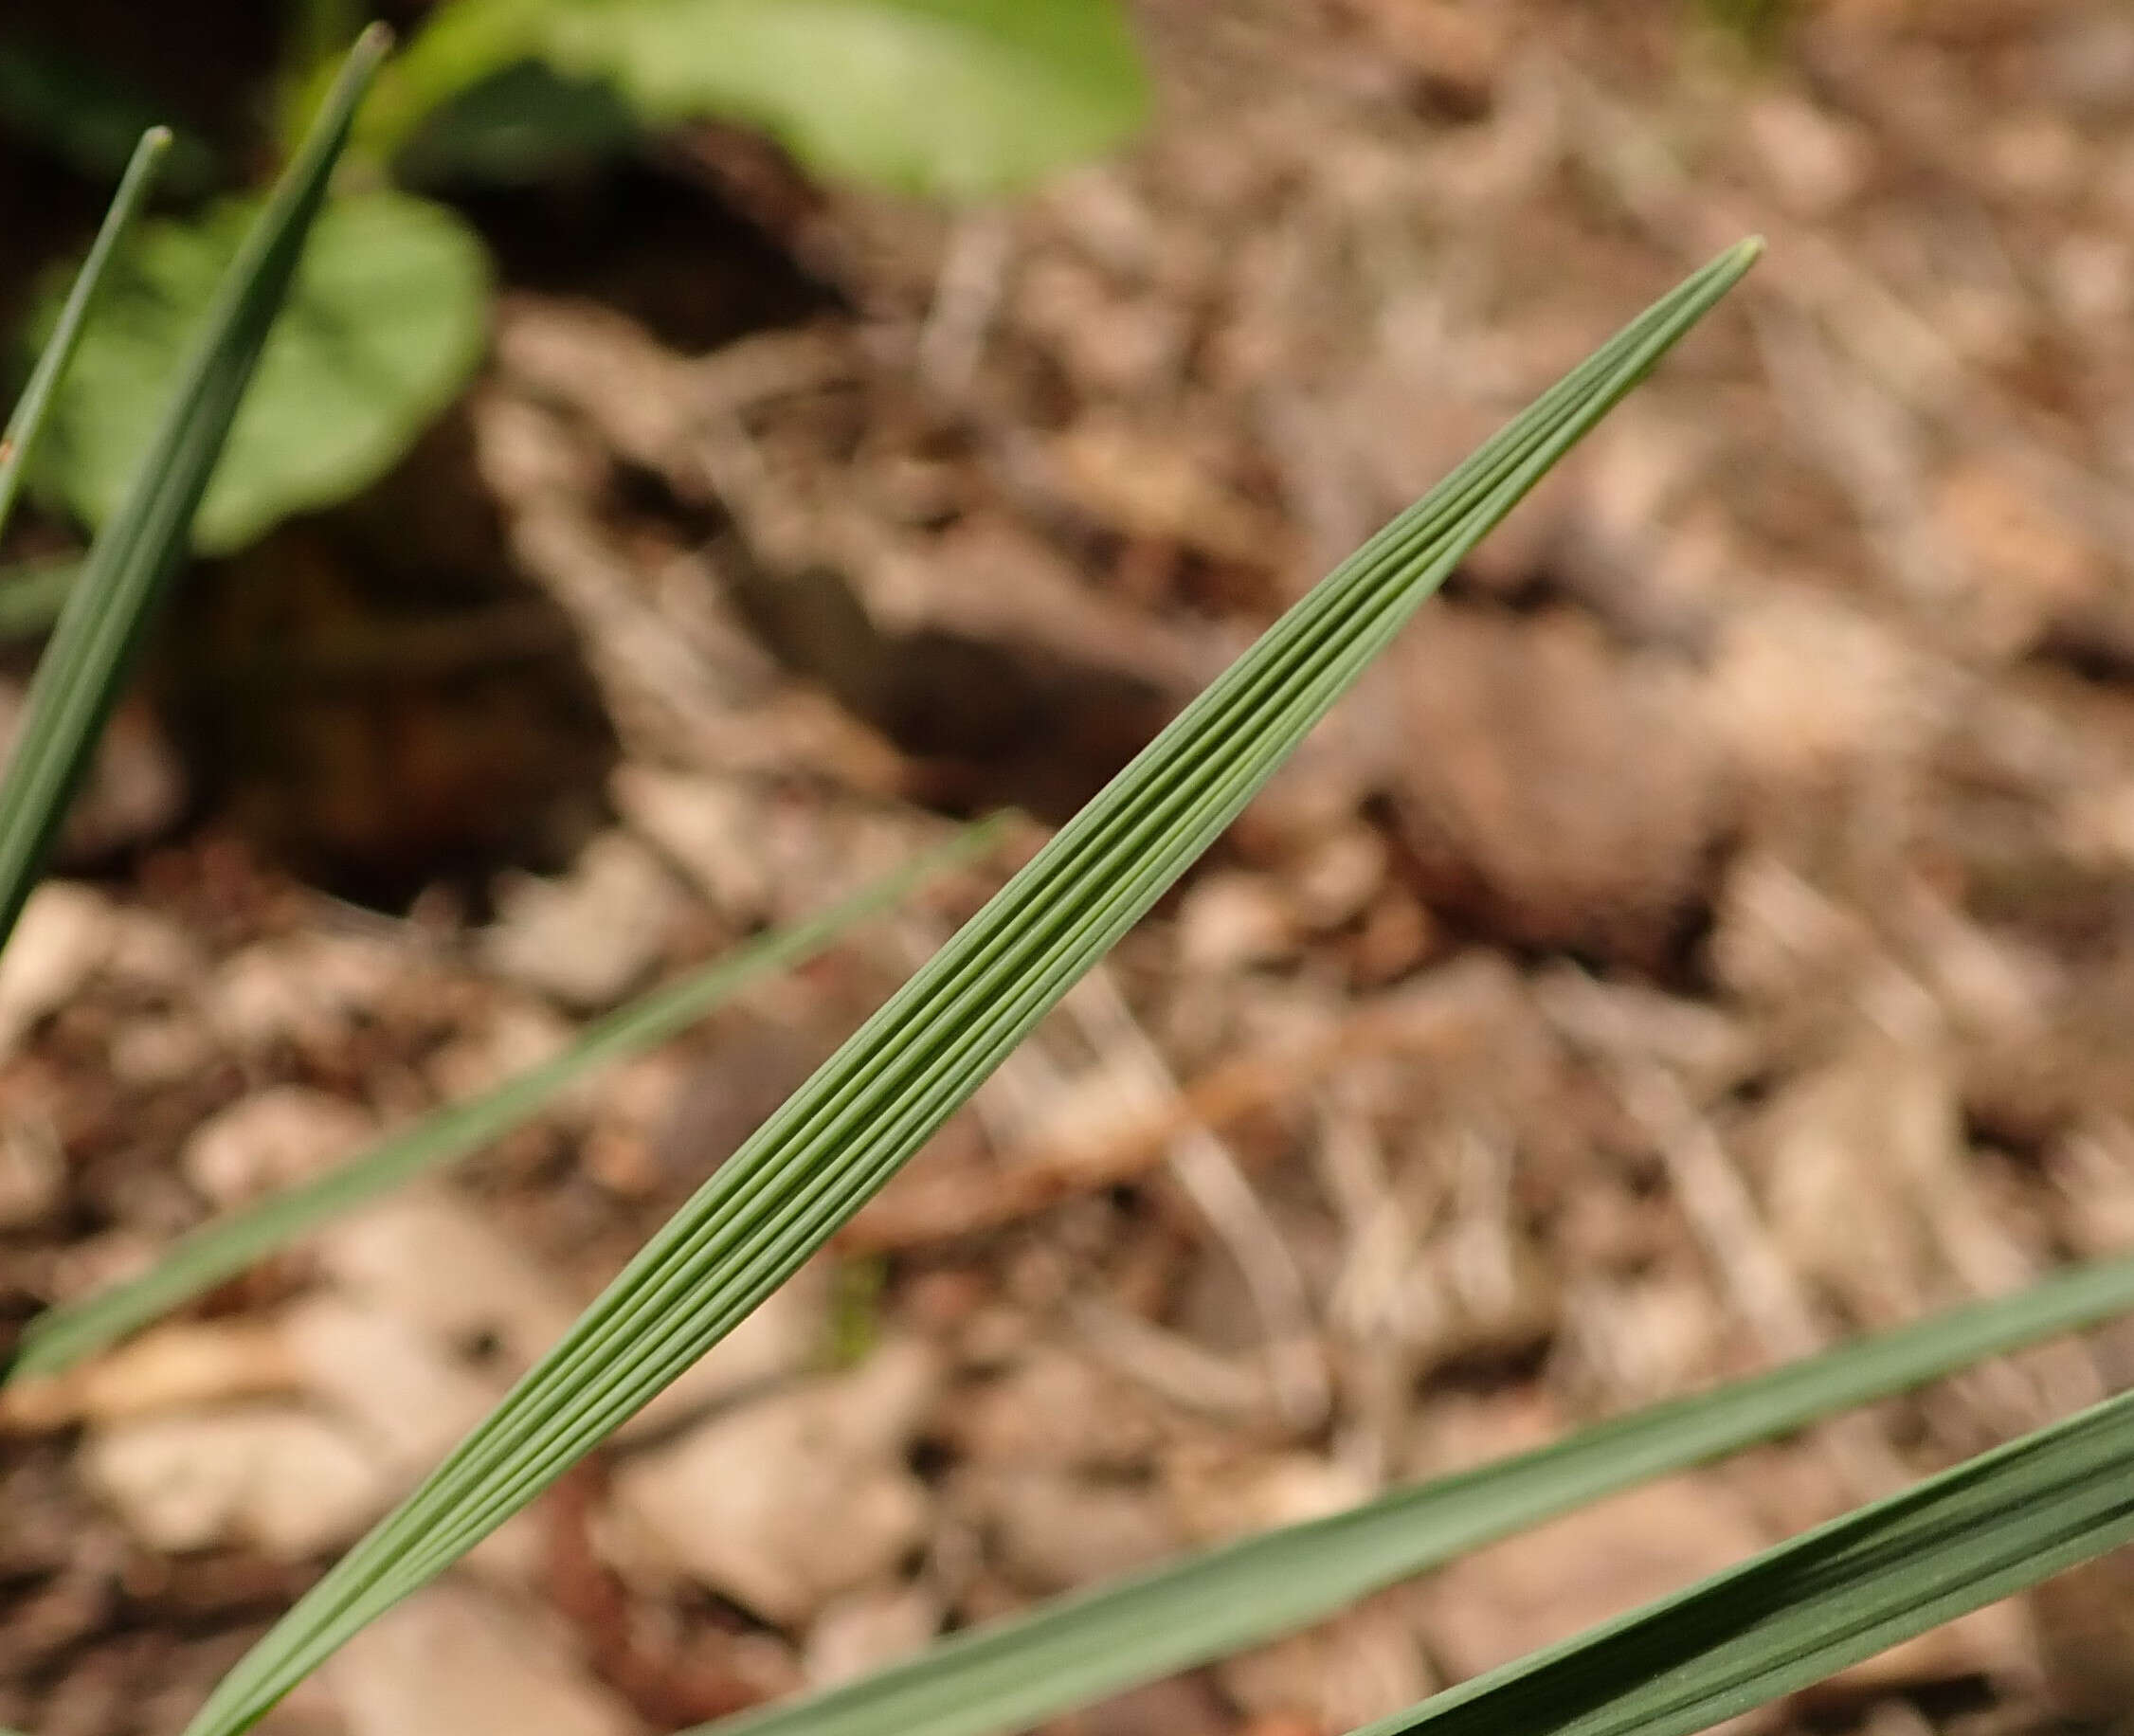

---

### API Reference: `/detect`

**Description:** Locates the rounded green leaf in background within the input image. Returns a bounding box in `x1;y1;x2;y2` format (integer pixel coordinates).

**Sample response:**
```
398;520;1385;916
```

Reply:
28;190;491;554
545;0;1151;198
396;59;641;186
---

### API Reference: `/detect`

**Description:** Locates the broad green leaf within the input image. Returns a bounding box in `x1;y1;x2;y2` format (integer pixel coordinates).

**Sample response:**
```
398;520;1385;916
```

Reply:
175;241;1761;1736
5;816;1006;1383
394;59;639;187
1356;1383;2134;1736
545;0;1152;197
0;41;216;191
368;0;1148;197
697;1251;2134;1736
0;128;170;545
29;188;489;554
0;31;389;952
353;0;560;164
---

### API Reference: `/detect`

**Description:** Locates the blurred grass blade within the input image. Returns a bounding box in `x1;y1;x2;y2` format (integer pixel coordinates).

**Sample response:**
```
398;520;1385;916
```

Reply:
0;29;389;949
0;124;171;645
355;0;554;163
699;1251;2134;1736
1355;1383;2134;1736
179;240;1762;1736
0;127;171;543
0;553;81;641
5;818;1005;1383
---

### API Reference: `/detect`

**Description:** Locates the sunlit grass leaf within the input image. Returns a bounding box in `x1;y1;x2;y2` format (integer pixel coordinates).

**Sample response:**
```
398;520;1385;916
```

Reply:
0;128;170;547
1694;0;1794;57
0;31;389;951
1356;1382;2134;1736
549;0;1149;196
4;817;1005;1383
28;187;488;554
175;239;1760;1736
697;1250;2134;1736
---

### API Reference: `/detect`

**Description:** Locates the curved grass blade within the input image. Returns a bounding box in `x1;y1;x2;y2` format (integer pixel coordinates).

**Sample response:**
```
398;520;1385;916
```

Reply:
0;128;170;549
5;817;1005;1383
0;29;389;949
179;239;1762;1736
697;1251;2134;1736
1354;1382;2134;1736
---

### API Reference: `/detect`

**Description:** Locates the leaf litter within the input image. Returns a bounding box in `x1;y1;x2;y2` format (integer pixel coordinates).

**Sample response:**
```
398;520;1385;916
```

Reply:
12;4;2134;1734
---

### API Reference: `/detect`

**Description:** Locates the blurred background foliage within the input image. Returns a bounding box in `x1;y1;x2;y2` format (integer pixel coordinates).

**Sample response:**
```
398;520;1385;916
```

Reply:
0;0;1149;570
18;10;2134;1733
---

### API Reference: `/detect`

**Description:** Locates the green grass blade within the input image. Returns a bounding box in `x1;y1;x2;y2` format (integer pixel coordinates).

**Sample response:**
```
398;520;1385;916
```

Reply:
4;817;1005;1383
697;1251;2134;1736
178;240;1762;1736
0;127;171;543
0;29;389;949
1355;1382;2134;1736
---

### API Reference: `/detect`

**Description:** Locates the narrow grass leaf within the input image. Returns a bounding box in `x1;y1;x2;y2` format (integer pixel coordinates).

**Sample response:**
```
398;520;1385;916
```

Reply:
6;818;1005;1383
179;240;1761;1736
31;189;491;553
355;0;557;163
1354;1381;2134;1736
0;29;389;948
698;1250;2134;1736
0;127;170;544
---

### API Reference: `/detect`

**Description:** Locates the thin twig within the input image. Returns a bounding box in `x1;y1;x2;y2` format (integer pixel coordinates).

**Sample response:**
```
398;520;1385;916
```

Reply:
1063;967;1330;1429
1613;1060;1911;1502
1552;53;2134;560
917;211;1014;399
841;956;1516;1252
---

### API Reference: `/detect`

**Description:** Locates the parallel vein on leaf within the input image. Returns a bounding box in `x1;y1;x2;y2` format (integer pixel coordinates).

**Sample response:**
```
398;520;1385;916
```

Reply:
181;240;1759;1736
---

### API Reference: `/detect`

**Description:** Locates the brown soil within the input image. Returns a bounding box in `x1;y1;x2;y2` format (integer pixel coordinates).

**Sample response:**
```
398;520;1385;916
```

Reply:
9;3;2134;1734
